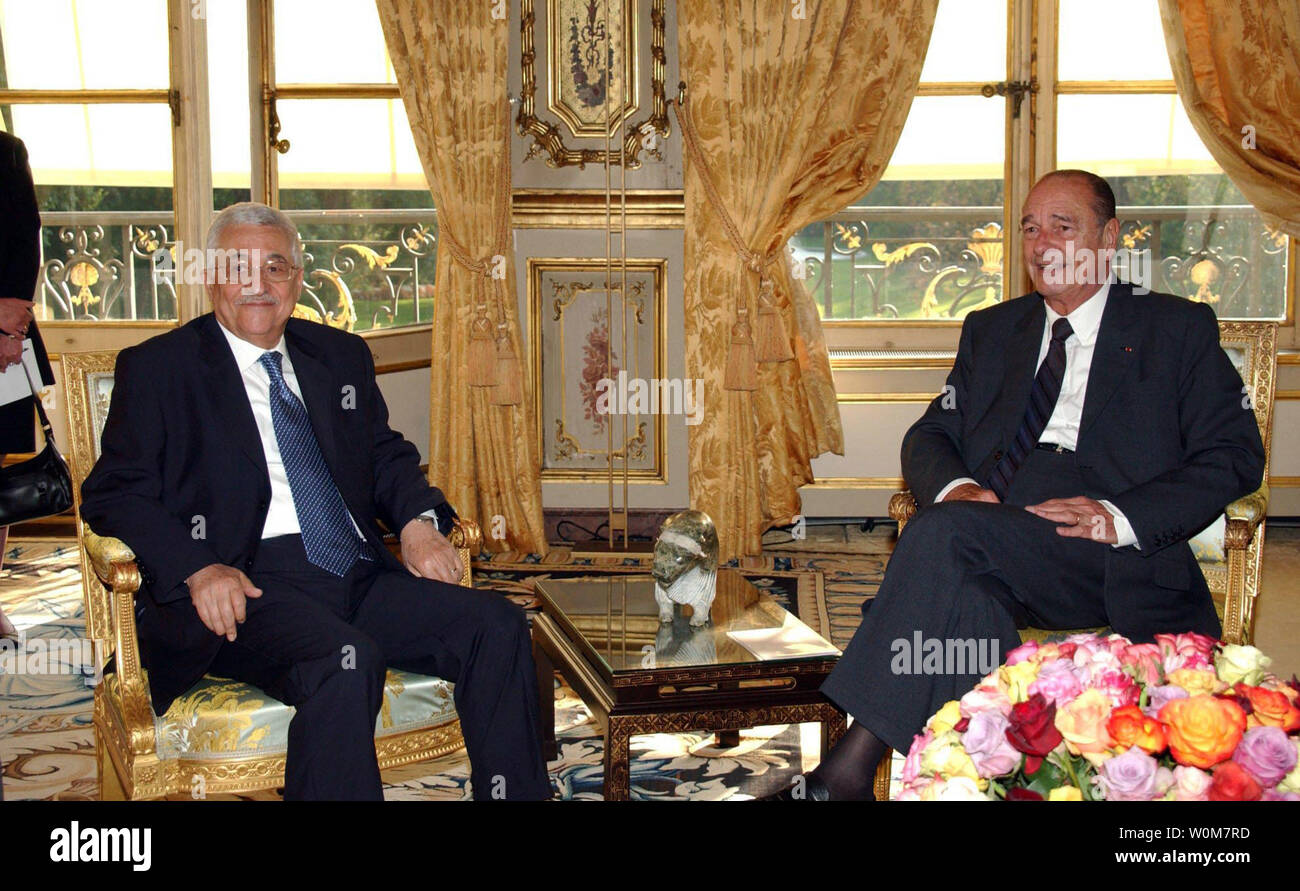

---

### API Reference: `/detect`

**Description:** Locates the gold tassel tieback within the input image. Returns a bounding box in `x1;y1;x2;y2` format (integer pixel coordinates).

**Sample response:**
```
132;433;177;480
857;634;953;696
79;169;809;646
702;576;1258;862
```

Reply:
491;326;524;405
724;309;758;391
754;274;794;363
468;309;498;386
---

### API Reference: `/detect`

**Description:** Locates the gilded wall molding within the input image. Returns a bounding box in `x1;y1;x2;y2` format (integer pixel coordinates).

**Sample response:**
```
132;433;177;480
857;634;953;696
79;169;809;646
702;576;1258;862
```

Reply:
517;0;669;169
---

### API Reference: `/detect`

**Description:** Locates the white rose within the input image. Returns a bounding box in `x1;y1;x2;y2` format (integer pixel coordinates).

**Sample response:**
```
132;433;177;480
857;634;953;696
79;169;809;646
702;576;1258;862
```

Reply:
1214;644;1272;686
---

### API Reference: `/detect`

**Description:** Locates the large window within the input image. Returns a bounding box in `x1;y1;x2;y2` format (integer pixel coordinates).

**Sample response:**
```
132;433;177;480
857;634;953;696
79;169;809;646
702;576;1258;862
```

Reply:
1055;0;1287;321
799;0;1292;330
0;0;436;338
1;0;177;324
249;0;436;332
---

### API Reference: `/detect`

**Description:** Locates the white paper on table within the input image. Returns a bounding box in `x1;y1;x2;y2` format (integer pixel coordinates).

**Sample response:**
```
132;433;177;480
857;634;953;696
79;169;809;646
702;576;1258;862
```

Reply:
726;613;841;661
0;338;43;407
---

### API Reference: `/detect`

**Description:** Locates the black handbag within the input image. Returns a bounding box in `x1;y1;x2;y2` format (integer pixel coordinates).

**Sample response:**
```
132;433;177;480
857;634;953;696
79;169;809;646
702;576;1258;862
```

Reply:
0;359;73;526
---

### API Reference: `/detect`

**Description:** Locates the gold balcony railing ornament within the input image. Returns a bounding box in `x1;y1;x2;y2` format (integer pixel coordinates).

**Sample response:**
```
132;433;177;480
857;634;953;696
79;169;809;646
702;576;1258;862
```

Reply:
966;222;1003;274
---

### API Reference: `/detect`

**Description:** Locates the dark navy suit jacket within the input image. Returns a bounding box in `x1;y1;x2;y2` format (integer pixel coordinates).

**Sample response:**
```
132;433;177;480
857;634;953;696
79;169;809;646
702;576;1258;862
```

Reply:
81;314;449;709
901;283;1265;641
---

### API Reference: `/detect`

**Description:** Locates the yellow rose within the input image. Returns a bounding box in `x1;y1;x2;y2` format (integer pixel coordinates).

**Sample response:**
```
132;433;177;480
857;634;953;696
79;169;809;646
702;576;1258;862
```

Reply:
1055;688;1113;755
928;700;963;735
921;776;988;801
1048;786;1083;801
999;660;1040;704
919;730;982;784
1215;645;1272;686
1166;668;1226;696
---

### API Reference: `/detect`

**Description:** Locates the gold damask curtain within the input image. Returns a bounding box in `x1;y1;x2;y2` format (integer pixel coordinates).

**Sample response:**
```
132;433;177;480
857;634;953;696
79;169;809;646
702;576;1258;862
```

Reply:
376;1;547;552
1160;0;1300;238
679;0;938;559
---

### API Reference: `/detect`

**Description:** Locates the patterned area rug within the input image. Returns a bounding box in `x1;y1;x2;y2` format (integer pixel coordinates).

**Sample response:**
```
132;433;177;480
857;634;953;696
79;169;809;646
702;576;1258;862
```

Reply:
0;534;887;800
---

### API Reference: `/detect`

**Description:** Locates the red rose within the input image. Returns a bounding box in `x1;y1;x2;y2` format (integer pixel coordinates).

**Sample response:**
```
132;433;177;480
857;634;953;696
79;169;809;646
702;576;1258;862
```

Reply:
1208;761;1262;801
1005;693;1064;757
1006;787;1044;801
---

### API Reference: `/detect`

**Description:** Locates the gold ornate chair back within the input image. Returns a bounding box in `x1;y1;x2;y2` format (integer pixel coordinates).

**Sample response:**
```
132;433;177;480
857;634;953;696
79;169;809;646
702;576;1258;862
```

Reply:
61;349;476;800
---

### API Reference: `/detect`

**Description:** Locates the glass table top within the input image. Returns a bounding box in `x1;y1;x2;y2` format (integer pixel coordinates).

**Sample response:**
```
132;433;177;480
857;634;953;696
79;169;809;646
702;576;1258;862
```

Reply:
534;571;841;676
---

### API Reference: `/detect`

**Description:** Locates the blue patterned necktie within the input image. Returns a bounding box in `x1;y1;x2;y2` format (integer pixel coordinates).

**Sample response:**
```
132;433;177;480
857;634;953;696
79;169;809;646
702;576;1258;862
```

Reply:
258;351;371;575
986;317;1074;500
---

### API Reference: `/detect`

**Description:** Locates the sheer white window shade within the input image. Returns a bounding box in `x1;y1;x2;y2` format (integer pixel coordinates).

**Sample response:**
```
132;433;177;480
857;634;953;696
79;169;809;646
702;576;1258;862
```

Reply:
273;98;426;191
0;0;169;91
918;0;1006;84
881;96;1005;183
1057;0;1175;82
7;103;174;189
1057;94;1225;178
272;0;396;85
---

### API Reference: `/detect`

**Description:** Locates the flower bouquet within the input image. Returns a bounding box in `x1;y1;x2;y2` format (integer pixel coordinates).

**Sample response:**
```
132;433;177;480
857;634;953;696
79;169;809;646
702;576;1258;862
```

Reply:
894;633;1300;801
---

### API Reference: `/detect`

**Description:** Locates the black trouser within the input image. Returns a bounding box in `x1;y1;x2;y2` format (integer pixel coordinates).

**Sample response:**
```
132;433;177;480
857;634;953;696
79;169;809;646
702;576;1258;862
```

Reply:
208;535;552;801
822;449;1111;753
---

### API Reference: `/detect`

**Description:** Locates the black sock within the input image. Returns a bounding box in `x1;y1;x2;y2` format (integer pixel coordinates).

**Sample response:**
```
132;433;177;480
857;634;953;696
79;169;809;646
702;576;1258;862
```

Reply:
809;722;887;801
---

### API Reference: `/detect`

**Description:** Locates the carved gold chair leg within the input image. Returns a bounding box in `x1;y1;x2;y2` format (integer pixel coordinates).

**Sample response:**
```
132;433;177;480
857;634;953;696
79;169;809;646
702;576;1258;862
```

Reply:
873;748;892;801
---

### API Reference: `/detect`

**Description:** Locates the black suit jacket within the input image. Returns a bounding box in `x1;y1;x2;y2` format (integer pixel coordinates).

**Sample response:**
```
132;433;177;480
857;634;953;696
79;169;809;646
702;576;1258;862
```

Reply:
0;131;54;453
80;314;450;709
901;283;1265;641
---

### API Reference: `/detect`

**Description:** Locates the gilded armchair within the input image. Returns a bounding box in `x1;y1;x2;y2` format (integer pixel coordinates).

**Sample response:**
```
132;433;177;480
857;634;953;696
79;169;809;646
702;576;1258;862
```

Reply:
62;349;479;800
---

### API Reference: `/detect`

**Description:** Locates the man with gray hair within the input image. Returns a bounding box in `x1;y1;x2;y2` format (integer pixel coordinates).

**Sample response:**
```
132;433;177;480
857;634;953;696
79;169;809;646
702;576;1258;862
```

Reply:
81;202;552;800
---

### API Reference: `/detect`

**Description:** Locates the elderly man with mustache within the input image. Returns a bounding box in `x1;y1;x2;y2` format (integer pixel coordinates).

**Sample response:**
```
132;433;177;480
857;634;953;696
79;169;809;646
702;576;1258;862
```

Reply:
80;202;552;800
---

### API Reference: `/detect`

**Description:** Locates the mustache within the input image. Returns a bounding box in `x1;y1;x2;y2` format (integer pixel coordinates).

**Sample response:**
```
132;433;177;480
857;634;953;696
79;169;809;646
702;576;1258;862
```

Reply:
233;294;278;305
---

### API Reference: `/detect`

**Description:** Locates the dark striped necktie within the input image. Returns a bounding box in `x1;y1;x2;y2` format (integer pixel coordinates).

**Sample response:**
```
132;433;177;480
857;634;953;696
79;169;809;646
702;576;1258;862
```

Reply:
986;317;1074;500
258;351;373;575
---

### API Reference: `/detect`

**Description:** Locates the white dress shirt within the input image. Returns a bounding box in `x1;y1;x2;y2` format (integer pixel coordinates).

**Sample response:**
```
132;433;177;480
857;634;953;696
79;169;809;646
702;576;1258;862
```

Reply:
934;281;1139;547
217;321;361;540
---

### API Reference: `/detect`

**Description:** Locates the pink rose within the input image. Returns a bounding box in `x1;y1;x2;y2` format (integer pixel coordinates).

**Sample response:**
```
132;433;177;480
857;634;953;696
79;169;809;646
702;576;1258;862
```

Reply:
1092;667;1141;709
901;729;934;785
1004;640;1040;667
1155;631;1217;673
1260;789;1300;801
1093;748;1164;801
961;710;1021;778
960;682;1013;719
1120;642;1164;687
1170;765;1212;801
1027;659;1084;707
1071;639;1123;683
1100;633;1134;659
1232;725;1298;787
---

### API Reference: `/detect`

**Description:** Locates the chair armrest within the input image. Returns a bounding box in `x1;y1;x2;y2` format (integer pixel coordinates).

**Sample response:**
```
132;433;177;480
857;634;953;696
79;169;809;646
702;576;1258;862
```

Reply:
83;527;138;589
1224;483;1269;551
449;518;482;586
889;491;918;531
81;523;156;753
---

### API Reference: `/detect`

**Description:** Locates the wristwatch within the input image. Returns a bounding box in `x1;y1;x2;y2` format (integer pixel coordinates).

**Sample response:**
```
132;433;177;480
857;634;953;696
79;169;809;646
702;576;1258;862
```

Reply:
414;502;458;537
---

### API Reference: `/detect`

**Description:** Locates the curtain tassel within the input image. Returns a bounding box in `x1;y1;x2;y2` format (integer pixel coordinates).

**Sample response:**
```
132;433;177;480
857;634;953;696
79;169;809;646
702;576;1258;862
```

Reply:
723;310;758;391
754;277;794;363
491;329;524;405
468;310;498;386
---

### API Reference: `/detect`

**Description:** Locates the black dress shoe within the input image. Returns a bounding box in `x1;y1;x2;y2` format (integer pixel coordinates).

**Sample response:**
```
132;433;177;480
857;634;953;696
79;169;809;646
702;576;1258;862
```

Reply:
757;773;832;801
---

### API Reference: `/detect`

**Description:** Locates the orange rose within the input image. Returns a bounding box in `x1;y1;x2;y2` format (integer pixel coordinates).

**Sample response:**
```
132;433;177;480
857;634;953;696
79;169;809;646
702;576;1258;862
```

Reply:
1158;696;1248;769
1107;704;1169;755
1236;684;1300;732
